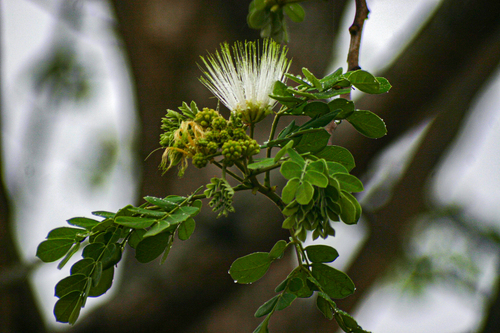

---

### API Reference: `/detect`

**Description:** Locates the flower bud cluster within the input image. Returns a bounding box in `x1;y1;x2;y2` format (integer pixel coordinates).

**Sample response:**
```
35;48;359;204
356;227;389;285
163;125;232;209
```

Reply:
160;107;261;175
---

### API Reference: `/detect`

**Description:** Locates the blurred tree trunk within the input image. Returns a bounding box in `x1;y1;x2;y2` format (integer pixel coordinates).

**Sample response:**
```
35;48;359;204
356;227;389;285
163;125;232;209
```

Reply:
73;1;338;333
0;163;46;333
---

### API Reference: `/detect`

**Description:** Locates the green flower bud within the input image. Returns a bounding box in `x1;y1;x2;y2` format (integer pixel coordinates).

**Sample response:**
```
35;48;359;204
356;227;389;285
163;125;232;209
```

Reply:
192;152;208;168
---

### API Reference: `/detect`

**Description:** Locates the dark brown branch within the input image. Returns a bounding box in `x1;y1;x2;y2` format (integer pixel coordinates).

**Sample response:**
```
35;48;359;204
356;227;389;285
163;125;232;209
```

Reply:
347;0;369;72
328;0;369;136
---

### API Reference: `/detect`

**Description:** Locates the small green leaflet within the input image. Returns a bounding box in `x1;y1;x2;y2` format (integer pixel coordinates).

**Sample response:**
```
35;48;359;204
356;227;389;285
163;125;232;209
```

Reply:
311;263;355;299
36;239;75;263
114;216;157;229
230;252;272;284
67;217;100;230
54;291;83;324
346;110;387;138
345;70;380;94
315;146;355;171
284;3;305;23
135;232;171;263
305;245;339;263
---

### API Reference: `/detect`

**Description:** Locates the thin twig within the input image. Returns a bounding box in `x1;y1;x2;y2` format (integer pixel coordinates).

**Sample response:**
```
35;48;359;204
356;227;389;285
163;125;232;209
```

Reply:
347;0;369;72
328;0;369;137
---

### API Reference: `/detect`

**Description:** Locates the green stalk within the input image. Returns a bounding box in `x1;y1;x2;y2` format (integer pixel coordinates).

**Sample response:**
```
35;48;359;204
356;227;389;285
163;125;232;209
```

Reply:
265;111;284;187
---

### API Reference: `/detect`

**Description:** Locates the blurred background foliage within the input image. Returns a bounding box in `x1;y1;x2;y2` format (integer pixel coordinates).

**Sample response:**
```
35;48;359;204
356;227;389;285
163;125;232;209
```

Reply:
1;0;500;332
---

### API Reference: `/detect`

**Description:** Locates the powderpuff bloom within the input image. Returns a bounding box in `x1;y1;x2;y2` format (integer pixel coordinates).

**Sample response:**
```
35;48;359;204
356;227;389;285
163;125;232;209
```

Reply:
199;39;290;125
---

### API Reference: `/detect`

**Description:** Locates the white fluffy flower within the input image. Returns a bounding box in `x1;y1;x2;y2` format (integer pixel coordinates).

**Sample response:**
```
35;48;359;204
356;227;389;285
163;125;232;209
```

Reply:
199;39;290;124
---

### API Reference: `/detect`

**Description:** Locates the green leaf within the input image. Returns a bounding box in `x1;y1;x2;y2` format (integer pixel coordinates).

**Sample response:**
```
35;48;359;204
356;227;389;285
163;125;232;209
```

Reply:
82;243;106;261
284;103;307;115
230;252;272;284
304;170;329;188
320;67;343;89
178;217;196;240
55;274;88;298
311;263;355;299
143;195;184;211
128;229;146;249
128;207;167;218
91;261;102;286
115;205;134;217
286;148;305;166
280;161;303;180
339;191;361;225
302;101;330;118
57;242;81;269
90;218;114;233
71;259;95;276
275;277;289;293
135;232;171;263
313;88;351;100
346;70;380;94
287;87;317;99
271;81;301;106
54;291;83;324
67;217;100;230
328;98;354;119
282;178;300;204
272;80;292;97
36;239;75;262
299;112;338;131
248;158;276;170
315;146;355;171
248;8;269;29
268;240;288;260
288;269;313;298
294;130;330;154
285;73;311;86
88;266;114;297
282;215;296;229
305;245;339;263
276;292;297;311
339;311;362;330
302;68;321;90
101;244;122;270
47;227;87;240
375;77;392;93
91;211;115;219
273;140;294;163
346;110;387;138
277;120;298;140
253;314;271;333
326;177;341;199
284;3;305;22
334;173;364;192
295;181;314;205
170;206;199;222
255;295;279;318
143;221;170;238
114;216;157;229
269;93;303;104
316;293;334;319
326;162;348;175
253;0;266;11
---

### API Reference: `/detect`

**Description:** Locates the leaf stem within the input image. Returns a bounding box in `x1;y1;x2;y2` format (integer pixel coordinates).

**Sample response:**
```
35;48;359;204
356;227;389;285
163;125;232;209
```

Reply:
265;111;284;186
212;161;245;183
